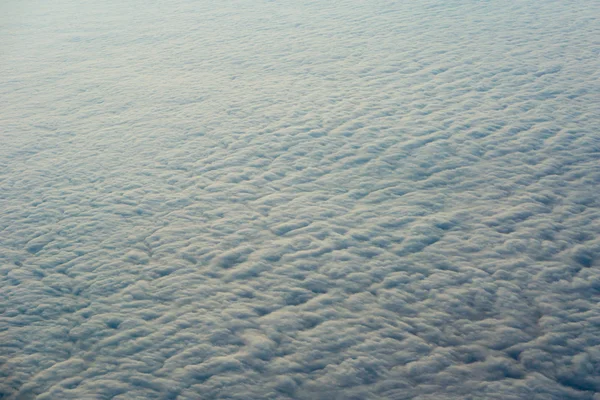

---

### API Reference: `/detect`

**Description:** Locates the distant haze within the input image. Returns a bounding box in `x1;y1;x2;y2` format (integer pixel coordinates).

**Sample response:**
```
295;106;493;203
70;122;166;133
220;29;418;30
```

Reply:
1;0;599;399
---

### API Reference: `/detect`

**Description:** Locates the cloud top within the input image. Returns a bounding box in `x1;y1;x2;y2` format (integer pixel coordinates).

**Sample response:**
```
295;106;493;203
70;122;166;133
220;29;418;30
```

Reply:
1;0;599;399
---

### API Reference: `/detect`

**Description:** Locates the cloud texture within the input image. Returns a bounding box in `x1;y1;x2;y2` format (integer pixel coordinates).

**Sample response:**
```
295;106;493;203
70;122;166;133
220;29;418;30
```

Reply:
1;0;599;399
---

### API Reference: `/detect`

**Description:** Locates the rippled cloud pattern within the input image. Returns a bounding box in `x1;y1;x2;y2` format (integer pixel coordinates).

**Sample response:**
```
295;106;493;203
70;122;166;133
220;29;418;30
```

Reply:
1;0;599;399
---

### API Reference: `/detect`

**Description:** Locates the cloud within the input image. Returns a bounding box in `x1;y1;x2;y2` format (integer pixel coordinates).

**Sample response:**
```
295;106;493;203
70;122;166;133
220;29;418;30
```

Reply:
1;0;599;399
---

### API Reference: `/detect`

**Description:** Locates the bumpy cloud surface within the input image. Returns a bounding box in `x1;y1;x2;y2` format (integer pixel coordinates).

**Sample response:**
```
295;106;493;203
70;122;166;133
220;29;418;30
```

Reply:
1;0;599;399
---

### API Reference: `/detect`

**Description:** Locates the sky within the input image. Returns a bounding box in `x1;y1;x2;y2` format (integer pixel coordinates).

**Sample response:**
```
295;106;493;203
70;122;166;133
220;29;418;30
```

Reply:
1;0;599;399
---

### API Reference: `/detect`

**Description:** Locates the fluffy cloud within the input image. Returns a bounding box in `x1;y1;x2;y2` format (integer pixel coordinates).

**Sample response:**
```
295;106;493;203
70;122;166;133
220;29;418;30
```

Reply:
1;0;599;399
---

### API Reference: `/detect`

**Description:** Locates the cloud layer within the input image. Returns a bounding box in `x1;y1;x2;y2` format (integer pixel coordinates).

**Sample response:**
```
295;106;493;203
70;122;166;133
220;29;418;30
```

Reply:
1;0;599;399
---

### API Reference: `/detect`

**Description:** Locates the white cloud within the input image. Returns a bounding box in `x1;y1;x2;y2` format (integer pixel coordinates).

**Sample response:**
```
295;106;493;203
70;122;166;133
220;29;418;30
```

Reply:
1;0;599;399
